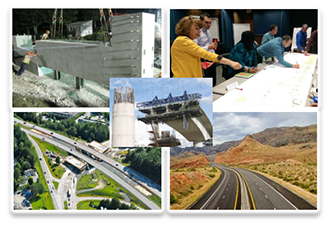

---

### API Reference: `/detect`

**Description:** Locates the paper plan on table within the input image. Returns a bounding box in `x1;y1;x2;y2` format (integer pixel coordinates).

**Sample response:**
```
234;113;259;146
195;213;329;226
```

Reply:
213;53;317;109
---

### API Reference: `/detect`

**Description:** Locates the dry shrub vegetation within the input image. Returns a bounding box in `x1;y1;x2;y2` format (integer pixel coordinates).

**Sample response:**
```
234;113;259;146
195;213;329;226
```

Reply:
216;135;317;198
170;153;221;210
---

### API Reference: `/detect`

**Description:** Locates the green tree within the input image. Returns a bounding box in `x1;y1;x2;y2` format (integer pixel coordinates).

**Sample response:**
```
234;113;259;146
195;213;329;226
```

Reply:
22;161;31;170
109;197;120;209
56;156;61;165
31;182;45;195
28;177;34;185
14;168;21;180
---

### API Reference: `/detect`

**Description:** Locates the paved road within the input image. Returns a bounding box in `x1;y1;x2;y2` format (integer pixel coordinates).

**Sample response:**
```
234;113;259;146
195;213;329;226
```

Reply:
18;124;160;210
189;163;239;210
26;134;59;210
187;162;316;210
236;168;316;210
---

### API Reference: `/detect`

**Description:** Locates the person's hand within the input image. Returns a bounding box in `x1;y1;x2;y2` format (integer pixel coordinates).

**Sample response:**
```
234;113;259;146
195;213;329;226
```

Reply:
292;64;300;68
208;42;218;50
301;50;308;56
231;62;242;70
248;67;259;73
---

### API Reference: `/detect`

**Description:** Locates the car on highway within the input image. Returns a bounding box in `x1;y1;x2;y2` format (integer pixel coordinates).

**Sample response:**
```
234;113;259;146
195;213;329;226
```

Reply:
23;122;26;124
44;171;46;174
50;132;53;135
39;157;42;160
74;142;76;144
47;180;49;183
51;190;53;193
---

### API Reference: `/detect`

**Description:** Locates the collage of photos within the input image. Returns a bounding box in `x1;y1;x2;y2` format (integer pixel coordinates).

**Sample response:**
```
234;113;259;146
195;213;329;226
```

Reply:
11;7;319;216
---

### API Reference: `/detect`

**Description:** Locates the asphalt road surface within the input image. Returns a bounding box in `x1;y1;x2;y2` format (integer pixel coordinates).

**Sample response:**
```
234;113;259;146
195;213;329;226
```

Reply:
189;163;239;210
187;164;316;210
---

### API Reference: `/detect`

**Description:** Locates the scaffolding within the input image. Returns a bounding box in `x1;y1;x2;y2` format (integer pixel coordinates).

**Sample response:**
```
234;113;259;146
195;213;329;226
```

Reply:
136;91;203;146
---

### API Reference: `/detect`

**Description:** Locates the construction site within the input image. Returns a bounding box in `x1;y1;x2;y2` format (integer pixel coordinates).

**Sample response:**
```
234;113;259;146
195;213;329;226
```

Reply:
110;78;213;147
136;91;212;147
12;9;161;107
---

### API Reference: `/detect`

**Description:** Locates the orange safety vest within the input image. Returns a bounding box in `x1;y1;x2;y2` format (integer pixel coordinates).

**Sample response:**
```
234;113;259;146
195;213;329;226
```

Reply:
23;55;31;64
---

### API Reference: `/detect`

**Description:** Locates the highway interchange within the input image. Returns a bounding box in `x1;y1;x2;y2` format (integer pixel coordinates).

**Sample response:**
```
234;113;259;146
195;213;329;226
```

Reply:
14;118;161;210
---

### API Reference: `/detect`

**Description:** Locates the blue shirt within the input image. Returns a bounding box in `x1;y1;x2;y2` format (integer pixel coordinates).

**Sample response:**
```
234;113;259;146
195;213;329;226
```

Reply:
193;28;215;53
228;42;257;76
261;31;274;45
257;37;292;68
296;30;307;51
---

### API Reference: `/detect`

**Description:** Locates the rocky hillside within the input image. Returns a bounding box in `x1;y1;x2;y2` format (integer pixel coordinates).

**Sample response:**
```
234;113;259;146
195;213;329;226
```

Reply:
170;125;317;156
214;134;317;166
170;152;210;169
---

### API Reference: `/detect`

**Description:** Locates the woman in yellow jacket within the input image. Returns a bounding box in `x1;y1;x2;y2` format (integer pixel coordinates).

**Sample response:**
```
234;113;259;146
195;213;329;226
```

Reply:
171;16;242;78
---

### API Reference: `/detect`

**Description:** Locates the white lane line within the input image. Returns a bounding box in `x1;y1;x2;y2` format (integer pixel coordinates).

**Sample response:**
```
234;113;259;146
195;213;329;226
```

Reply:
255;174;298;210
200;169;228;210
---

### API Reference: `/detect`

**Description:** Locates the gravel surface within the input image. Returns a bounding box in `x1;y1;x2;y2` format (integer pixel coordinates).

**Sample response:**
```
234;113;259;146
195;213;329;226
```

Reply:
12;63;110;107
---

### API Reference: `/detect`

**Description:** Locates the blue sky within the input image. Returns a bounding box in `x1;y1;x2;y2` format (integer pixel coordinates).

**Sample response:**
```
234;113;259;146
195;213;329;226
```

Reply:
110;78;213;147
213;112;317;145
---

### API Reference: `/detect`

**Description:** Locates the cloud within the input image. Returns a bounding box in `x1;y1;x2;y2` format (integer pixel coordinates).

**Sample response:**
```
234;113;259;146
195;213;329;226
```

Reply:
213;112;317;145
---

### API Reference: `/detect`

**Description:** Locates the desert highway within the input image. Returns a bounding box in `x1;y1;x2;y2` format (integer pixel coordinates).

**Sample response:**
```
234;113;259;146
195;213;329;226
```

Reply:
188;163;316;210
189;163;240;210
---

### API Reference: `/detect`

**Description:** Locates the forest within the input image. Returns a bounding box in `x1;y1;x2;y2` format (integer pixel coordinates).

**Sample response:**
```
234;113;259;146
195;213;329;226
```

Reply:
14;124;38;191
15;112;109;143
123;147;161;186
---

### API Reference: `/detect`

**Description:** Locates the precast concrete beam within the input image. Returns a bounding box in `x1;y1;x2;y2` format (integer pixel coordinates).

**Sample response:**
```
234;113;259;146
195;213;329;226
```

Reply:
163;108;212;144
34;12;155;85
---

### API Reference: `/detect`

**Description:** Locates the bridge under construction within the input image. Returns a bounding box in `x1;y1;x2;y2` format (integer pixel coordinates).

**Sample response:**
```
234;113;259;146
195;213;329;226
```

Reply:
136;91;212;147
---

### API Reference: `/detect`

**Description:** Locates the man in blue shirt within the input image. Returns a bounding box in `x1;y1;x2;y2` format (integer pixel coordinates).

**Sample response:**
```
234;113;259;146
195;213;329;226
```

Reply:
256;35;300;68
261;24;278;45
194;13;218;86
296;24;308;55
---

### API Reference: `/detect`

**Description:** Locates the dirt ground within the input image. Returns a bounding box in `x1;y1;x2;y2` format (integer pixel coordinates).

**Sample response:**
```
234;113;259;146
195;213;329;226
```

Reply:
12;63;110;107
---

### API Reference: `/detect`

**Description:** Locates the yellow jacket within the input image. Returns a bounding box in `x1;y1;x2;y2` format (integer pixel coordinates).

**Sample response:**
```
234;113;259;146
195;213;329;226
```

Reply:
171;36;219;78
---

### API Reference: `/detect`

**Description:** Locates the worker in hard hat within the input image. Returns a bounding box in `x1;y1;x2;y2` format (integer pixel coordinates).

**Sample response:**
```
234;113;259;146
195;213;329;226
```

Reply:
16;51;38;76
41;30;50;40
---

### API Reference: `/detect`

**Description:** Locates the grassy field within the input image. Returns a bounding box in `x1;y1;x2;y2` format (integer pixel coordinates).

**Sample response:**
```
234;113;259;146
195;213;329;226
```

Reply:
31;135;68;157
77;200;101;210
149;194;161;208
77;171;100;190
30;193;54;210
53;181;59;190
77;170;149;210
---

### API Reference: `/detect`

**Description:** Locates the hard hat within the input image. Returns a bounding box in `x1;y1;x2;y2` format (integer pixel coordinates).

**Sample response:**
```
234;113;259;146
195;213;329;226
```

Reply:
26;51;31;55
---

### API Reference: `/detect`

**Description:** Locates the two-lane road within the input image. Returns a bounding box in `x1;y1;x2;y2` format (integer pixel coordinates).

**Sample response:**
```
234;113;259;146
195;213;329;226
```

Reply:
189;163;239;210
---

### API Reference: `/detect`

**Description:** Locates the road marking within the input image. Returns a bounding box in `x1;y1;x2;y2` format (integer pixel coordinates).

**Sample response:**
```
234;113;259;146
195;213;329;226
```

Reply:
233;171;239;210
265;195;268;199
240;172;256;210
253;173;298;210
200;169;227;210
222;195;226;199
